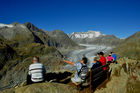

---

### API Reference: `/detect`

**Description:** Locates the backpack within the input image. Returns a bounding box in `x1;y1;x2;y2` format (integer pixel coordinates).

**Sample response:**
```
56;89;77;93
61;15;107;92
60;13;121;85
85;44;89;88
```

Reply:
78;64;89;80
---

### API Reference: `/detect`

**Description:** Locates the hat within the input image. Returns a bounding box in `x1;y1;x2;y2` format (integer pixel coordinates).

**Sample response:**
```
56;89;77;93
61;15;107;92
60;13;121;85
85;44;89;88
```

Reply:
109;54;112;56
97;52;104;55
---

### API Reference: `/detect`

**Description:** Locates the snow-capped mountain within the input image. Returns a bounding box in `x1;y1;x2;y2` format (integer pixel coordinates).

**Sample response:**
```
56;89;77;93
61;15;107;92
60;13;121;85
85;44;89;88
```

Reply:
68;30;104;39
68;30;123;46
0;23;14;28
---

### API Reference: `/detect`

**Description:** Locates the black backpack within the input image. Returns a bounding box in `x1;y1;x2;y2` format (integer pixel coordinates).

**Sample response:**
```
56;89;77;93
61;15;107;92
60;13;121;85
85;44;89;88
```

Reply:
78;64;89;80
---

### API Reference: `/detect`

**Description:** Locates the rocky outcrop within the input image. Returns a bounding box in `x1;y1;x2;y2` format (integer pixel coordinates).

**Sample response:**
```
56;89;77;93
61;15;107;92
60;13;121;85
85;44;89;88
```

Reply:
1;82;78;93
95;58;140;93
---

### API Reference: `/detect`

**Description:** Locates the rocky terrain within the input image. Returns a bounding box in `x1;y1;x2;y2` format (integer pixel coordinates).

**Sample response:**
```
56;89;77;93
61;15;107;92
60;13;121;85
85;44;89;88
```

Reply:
2;58;140;93
94;31;140;93
0;38;16;70
95;58;140;93
0;22;80;91
2;82;78;93
115;31;140;60
68;31;123;46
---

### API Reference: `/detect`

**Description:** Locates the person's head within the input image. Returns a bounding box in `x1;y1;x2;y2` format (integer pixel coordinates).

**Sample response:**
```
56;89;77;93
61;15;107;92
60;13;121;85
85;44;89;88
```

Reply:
93;57;98;63
109;54;112;57
81;57;88;64
33;56;39;63
98;52;104;58
111;52;114;54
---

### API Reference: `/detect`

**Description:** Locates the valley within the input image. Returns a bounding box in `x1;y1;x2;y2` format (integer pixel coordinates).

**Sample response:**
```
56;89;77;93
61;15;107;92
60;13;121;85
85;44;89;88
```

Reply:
63;44;112;70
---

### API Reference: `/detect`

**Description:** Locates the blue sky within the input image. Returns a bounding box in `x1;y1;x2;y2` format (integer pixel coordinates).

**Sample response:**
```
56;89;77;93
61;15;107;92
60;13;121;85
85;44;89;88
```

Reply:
0;0;140;38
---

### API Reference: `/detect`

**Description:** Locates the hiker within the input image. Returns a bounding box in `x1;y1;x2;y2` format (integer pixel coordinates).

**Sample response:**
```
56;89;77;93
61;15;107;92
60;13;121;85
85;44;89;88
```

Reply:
90;57;103;91
27;56;46;84
91;57;102;70
98;52;107;70
111;52;117;64
63;57;89;90
106;54;114;63
90;57;102;80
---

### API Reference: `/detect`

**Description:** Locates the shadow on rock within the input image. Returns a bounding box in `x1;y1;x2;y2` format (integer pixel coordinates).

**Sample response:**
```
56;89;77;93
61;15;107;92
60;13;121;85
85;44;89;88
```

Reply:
45;71;73;84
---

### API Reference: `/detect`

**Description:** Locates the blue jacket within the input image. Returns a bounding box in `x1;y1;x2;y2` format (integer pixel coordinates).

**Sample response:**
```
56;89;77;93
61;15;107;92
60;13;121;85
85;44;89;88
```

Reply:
112;54;117;61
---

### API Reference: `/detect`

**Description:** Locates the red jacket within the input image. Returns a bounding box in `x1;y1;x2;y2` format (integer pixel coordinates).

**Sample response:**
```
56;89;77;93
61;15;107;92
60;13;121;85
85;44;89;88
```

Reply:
99;56;107;70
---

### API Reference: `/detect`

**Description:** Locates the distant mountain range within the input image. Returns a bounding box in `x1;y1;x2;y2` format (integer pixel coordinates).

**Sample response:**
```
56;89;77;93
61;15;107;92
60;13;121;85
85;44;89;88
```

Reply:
68;31;123;46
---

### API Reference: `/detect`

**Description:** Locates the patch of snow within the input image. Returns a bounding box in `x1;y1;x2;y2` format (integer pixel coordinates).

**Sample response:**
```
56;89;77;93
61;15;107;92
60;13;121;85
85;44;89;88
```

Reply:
69;30;104;39
0;23;14;28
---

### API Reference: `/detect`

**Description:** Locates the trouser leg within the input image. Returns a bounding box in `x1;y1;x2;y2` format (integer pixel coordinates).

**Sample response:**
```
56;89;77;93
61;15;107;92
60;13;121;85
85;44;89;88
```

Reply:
27;75;32;85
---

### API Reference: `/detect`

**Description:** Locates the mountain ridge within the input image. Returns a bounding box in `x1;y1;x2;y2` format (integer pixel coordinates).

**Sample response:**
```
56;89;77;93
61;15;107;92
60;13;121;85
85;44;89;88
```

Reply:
68;31;123;46
115;31;140;60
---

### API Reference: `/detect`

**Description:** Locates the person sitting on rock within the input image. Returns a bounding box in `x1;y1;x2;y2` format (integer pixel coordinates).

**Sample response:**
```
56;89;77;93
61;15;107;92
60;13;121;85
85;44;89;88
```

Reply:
91;57;102;70
90;57;102;82
64;57;89;90
90;57;102;91
107;54;114;63
27;56;46;84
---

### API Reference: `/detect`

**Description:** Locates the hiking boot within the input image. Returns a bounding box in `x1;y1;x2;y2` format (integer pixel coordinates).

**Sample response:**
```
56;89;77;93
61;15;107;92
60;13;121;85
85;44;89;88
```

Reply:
77;86;83;91
77;84;83;91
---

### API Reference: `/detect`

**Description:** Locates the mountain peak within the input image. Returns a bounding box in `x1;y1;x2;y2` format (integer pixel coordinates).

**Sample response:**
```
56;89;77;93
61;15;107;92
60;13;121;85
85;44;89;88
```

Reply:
68;30;103;39
12;22;20;26
24;22;39;31
24;22;33;25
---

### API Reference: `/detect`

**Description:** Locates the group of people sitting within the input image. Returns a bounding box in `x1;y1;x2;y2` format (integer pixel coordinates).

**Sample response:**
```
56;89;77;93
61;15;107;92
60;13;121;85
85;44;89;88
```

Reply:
27;51;117;90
